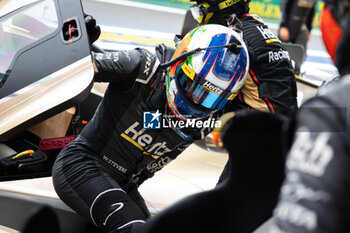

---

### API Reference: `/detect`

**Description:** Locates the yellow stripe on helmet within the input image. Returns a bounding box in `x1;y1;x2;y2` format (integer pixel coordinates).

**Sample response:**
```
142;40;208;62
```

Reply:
181;62;196;80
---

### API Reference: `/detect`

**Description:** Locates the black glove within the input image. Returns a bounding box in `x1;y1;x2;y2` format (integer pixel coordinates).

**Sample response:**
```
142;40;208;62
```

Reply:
84;13;101;44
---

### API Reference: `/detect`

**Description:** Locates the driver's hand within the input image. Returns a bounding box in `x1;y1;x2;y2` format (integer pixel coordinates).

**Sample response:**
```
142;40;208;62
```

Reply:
279;26;290;41
84;13;101;44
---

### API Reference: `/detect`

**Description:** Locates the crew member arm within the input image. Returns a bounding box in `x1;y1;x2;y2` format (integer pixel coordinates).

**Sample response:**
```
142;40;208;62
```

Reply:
92;49;143;89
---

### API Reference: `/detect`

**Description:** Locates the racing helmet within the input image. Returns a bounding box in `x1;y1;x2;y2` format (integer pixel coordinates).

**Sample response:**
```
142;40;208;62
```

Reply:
190;0;251;25
165;24;249;120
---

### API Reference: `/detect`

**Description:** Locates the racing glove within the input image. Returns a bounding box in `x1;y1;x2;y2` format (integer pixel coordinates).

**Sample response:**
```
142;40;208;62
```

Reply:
84;13;101;44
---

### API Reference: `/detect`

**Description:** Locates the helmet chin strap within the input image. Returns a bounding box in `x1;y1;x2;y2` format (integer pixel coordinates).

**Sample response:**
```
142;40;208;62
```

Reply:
159;42;243;68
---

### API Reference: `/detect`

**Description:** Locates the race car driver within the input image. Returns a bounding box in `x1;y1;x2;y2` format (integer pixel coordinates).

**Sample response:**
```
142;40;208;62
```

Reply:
271;0;350;232
52;24;249;233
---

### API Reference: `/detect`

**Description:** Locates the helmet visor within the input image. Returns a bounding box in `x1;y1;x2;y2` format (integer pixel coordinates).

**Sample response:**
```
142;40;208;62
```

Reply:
177;62;237;110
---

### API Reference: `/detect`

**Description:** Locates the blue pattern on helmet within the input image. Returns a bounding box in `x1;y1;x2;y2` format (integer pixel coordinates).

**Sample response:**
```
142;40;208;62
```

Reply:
226;47;248;91
216;98;228;109
199;34;239;82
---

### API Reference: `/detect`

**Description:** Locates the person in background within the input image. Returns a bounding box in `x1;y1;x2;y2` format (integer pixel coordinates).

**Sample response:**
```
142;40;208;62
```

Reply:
279;0;317;57
271;0;350;232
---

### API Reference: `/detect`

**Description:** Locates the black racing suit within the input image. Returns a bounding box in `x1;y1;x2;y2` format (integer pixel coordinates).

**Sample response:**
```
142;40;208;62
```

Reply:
270;75;350;233
225;14;297;117
52;47;214;233
219;14;298;182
